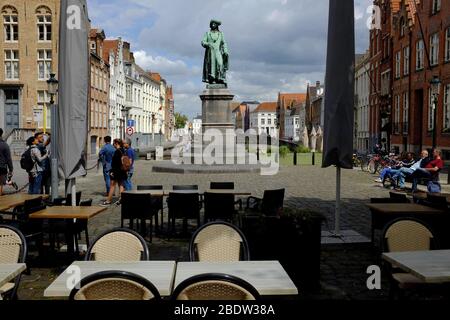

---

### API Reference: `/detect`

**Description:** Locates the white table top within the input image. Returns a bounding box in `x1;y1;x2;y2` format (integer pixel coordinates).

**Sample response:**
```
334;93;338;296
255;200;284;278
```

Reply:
174;261;298;296
382;250;450;283
44;261;177;298
0;264;27;288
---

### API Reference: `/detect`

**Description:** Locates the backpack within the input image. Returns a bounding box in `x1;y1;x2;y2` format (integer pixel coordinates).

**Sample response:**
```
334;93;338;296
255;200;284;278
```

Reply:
20;148;35;172
121;154;132;172
427;181;441;193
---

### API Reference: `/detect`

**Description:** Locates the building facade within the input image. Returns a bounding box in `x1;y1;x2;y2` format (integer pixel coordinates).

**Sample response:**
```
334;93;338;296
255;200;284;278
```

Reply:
89;28;110;156
250;102;278;137
276;93;306;139
0;0;60;132
355;51;371;152
284;107;302;142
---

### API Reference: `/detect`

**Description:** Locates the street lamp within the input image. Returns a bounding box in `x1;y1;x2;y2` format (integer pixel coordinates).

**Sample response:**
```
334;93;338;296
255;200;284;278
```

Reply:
430;75;441;149
46;73;59;201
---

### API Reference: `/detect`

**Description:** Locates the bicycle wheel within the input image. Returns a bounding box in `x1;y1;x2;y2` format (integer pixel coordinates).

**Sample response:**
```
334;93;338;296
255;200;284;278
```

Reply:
368;160;377;174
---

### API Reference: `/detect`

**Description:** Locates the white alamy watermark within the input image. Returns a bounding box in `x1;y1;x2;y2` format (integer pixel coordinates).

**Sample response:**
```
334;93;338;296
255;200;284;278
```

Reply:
171;128;280;176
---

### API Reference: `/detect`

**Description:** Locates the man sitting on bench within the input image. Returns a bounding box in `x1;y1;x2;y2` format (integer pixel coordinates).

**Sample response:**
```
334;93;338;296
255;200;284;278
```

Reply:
391;150;429;190
411;149;444;192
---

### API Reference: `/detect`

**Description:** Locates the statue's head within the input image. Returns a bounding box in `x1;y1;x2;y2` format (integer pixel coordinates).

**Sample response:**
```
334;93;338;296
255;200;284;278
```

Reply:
210;19;221;30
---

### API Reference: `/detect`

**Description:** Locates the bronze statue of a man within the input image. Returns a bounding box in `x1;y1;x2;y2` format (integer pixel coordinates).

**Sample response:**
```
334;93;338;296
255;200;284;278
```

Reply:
202;19;229;87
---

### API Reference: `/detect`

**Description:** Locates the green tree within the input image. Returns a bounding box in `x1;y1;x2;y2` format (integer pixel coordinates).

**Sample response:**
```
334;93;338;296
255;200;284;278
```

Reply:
175;112;188;129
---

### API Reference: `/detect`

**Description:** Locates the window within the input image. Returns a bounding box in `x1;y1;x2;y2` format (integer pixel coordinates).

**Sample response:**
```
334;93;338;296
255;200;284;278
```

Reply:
261;118;265;125
400;17;406;37
446;28;450;62
3;14;18;41
416;40;424;70
37;14;52;41
394;95;400;133
37;90;51;128
444;84;450;130
432;0;441;14
403;46;410;75
395;51;401;78
268;119;272;125
4;50;19;80
37;50;52;80
429;88;435;131
430;33;439;66
403;92;409;133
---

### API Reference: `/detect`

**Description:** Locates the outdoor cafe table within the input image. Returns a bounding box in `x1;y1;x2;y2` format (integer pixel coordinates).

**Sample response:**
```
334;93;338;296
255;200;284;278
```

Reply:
0;194;49;212
29;206;107;257
411;191;450;204
174;261;298;297
366;203;445;244
382;250;450;284
44;261;177;298
0;264;26;300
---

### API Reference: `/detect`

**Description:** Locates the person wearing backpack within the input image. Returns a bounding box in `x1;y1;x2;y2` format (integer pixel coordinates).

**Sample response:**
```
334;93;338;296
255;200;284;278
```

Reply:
25;136;49;194
0;128;14;196
101;139;128;206
122;138;136;191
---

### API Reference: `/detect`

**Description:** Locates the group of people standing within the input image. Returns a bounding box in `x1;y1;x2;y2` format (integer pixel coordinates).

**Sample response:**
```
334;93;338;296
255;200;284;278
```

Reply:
99;136;135;206
375;149;444;192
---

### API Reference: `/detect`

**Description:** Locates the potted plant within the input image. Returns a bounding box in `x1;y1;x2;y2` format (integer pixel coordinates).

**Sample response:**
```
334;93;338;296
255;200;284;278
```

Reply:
242;207;325;292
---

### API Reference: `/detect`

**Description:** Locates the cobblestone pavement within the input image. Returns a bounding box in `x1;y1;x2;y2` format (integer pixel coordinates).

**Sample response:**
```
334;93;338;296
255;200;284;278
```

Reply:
15;160;449;300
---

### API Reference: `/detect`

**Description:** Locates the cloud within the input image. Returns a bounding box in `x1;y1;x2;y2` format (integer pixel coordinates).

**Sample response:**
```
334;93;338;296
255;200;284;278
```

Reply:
89;0;373;118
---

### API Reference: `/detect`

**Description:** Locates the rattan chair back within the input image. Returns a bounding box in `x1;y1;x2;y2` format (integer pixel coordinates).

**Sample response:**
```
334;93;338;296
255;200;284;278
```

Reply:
190;222;250;262
172;273;260;301
86;228;149;261
70;271;160;300
383;218;435;252
0;225;27;264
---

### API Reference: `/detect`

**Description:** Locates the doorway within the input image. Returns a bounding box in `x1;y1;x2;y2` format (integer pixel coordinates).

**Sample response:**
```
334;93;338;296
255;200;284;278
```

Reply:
4;89;19;130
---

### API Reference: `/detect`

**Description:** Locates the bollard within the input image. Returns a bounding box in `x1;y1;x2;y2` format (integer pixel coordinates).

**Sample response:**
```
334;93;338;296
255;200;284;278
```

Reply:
312;152;316;166
293;152;297;166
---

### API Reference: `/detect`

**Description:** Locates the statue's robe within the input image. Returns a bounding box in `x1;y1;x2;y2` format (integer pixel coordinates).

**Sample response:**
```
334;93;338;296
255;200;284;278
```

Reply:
202;31;229;84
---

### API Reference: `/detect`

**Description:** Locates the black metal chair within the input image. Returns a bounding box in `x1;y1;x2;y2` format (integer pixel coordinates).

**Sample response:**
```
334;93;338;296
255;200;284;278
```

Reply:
85;228;149;261
137;185;164;231
173;185;199;191
69;270;161;300
65;192;82;206
370;198;410;204
246;189;285;217
6;197;45;257
210;182;243;210
389;192;410;203
189;222;250;262
424;194;448;211
204;192;238;224
121;193;156;242
171;273;260;300
167;192;201;237
0;225;27;300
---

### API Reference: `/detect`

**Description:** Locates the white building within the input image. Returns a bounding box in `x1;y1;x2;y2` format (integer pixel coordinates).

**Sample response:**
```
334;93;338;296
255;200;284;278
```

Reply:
192;115;202;135
250;102;278;137
104;38;126;139
284;103;305;142
355;51;370;152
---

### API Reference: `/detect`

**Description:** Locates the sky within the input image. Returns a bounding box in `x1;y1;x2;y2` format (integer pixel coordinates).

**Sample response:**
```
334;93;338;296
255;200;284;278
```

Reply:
88;0;373;119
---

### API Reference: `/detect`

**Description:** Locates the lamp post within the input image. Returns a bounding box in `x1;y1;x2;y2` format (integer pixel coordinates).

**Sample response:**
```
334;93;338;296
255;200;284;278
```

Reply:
47;73;59;201
430;76;441;150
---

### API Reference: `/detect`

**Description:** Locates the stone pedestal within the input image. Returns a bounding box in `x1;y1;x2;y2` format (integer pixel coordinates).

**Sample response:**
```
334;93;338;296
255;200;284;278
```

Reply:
197;88;236;165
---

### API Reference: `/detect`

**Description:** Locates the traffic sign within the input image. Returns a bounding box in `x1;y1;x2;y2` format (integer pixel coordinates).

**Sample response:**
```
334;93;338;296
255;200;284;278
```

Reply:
126;127;135;136
127;119;135;127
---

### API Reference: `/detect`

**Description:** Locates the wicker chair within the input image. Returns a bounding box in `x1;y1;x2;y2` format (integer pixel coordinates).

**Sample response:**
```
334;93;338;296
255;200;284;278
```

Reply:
171;273;260;300
85;228;149;261
69;270;161;300
0;225;27;300
382;218;438;299
189;222;250;262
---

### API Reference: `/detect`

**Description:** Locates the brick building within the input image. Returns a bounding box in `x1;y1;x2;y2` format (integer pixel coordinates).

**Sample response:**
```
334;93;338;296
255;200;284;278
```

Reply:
0;0;60;132
371;0;450;157
276;93;306;139
89;28;110;156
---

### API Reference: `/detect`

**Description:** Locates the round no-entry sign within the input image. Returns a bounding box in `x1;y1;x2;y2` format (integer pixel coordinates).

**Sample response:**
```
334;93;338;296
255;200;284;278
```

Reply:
126;127;135;136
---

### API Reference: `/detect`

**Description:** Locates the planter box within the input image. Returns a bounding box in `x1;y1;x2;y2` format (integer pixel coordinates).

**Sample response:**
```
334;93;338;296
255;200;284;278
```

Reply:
242;213;323;291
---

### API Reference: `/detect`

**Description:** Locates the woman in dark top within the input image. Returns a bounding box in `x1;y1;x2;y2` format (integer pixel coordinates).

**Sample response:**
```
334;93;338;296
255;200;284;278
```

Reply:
101;139;126;206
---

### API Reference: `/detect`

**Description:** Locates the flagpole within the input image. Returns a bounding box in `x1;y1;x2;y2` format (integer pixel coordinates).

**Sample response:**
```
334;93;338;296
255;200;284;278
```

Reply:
335;166;341;236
